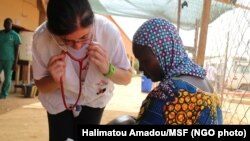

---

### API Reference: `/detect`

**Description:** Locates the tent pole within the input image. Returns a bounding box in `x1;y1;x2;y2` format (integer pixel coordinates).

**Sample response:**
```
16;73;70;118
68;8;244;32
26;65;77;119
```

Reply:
196;0;211;67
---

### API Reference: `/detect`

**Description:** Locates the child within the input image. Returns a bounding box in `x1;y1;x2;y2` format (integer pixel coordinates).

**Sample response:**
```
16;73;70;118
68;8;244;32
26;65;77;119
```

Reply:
132;18;223;125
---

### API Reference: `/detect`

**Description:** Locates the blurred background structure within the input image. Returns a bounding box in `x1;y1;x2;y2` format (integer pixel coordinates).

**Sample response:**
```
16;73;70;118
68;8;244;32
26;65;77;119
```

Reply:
0;0;249;124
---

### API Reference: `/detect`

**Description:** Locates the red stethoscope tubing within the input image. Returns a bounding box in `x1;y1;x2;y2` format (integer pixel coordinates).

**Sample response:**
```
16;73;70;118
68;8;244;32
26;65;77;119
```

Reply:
60;51;88;111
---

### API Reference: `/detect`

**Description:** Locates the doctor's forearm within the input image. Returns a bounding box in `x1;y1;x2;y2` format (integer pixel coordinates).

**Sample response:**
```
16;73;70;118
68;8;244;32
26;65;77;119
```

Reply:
35;76;60;93
109;67;132;85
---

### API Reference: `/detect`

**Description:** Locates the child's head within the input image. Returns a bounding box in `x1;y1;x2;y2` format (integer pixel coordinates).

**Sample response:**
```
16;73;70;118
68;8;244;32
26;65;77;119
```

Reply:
132;18;206;83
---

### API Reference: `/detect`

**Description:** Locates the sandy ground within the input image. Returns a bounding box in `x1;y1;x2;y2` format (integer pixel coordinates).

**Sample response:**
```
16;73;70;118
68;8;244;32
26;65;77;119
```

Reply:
0;76;147;141
1;76;249;140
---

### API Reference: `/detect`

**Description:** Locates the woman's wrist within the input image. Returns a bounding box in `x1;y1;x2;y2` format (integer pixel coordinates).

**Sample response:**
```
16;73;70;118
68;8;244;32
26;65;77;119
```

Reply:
103;64;116;77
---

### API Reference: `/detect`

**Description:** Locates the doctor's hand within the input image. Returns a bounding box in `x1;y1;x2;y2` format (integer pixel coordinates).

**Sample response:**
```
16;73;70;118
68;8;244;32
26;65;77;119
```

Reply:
88;42;109;75
48;53;66;83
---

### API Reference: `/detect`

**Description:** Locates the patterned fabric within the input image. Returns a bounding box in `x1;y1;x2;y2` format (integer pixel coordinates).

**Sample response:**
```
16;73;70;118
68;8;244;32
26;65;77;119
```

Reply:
137;79;223;125
133;18;206;101
133;18;222;125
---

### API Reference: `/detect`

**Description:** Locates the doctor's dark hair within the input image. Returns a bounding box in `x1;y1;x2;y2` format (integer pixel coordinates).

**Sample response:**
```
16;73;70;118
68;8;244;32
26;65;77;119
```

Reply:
47;0;94;36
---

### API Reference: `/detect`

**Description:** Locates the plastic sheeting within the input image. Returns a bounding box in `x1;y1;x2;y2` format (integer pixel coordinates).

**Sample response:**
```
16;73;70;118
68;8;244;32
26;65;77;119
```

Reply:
89;0;233;30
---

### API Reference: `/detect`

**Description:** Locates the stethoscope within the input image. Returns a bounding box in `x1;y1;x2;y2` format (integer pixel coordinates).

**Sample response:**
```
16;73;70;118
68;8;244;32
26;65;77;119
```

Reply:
50;33;90;111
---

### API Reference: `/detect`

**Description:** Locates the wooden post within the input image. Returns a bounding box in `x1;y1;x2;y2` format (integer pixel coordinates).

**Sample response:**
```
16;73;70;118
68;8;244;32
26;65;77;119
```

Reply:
14;65;21;92
220;32;229;103
27;62;31;84
196;0;212;67
193;19;199;63
21;62;31;84
38;0;47;24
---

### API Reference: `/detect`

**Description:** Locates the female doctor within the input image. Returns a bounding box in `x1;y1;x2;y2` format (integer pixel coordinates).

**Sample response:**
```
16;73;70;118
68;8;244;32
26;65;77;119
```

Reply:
32;0;132;140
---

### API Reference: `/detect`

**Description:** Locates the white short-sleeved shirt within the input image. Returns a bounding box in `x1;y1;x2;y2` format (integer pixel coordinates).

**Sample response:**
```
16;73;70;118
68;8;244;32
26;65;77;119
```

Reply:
32;15;131;114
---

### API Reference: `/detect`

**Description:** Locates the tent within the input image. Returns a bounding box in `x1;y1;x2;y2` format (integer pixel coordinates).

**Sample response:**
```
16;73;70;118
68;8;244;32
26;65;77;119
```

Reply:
89;0;234;30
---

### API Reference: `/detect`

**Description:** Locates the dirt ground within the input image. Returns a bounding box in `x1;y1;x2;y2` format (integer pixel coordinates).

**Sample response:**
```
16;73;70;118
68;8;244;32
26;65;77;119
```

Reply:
0;76;147;141
1;77;250;140
0;91;39;115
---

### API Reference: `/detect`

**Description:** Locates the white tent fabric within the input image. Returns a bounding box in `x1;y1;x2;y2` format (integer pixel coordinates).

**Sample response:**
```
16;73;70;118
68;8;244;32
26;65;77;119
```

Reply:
89;0;233;30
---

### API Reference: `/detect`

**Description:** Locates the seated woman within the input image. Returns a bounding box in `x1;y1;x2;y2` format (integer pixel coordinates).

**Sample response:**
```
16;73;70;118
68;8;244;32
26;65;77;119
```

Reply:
132;18;223;125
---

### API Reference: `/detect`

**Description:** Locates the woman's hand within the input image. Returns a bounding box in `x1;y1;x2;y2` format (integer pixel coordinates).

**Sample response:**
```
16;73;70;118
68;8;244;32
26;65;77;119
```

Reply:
47;53;66;83
88;41;109;74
